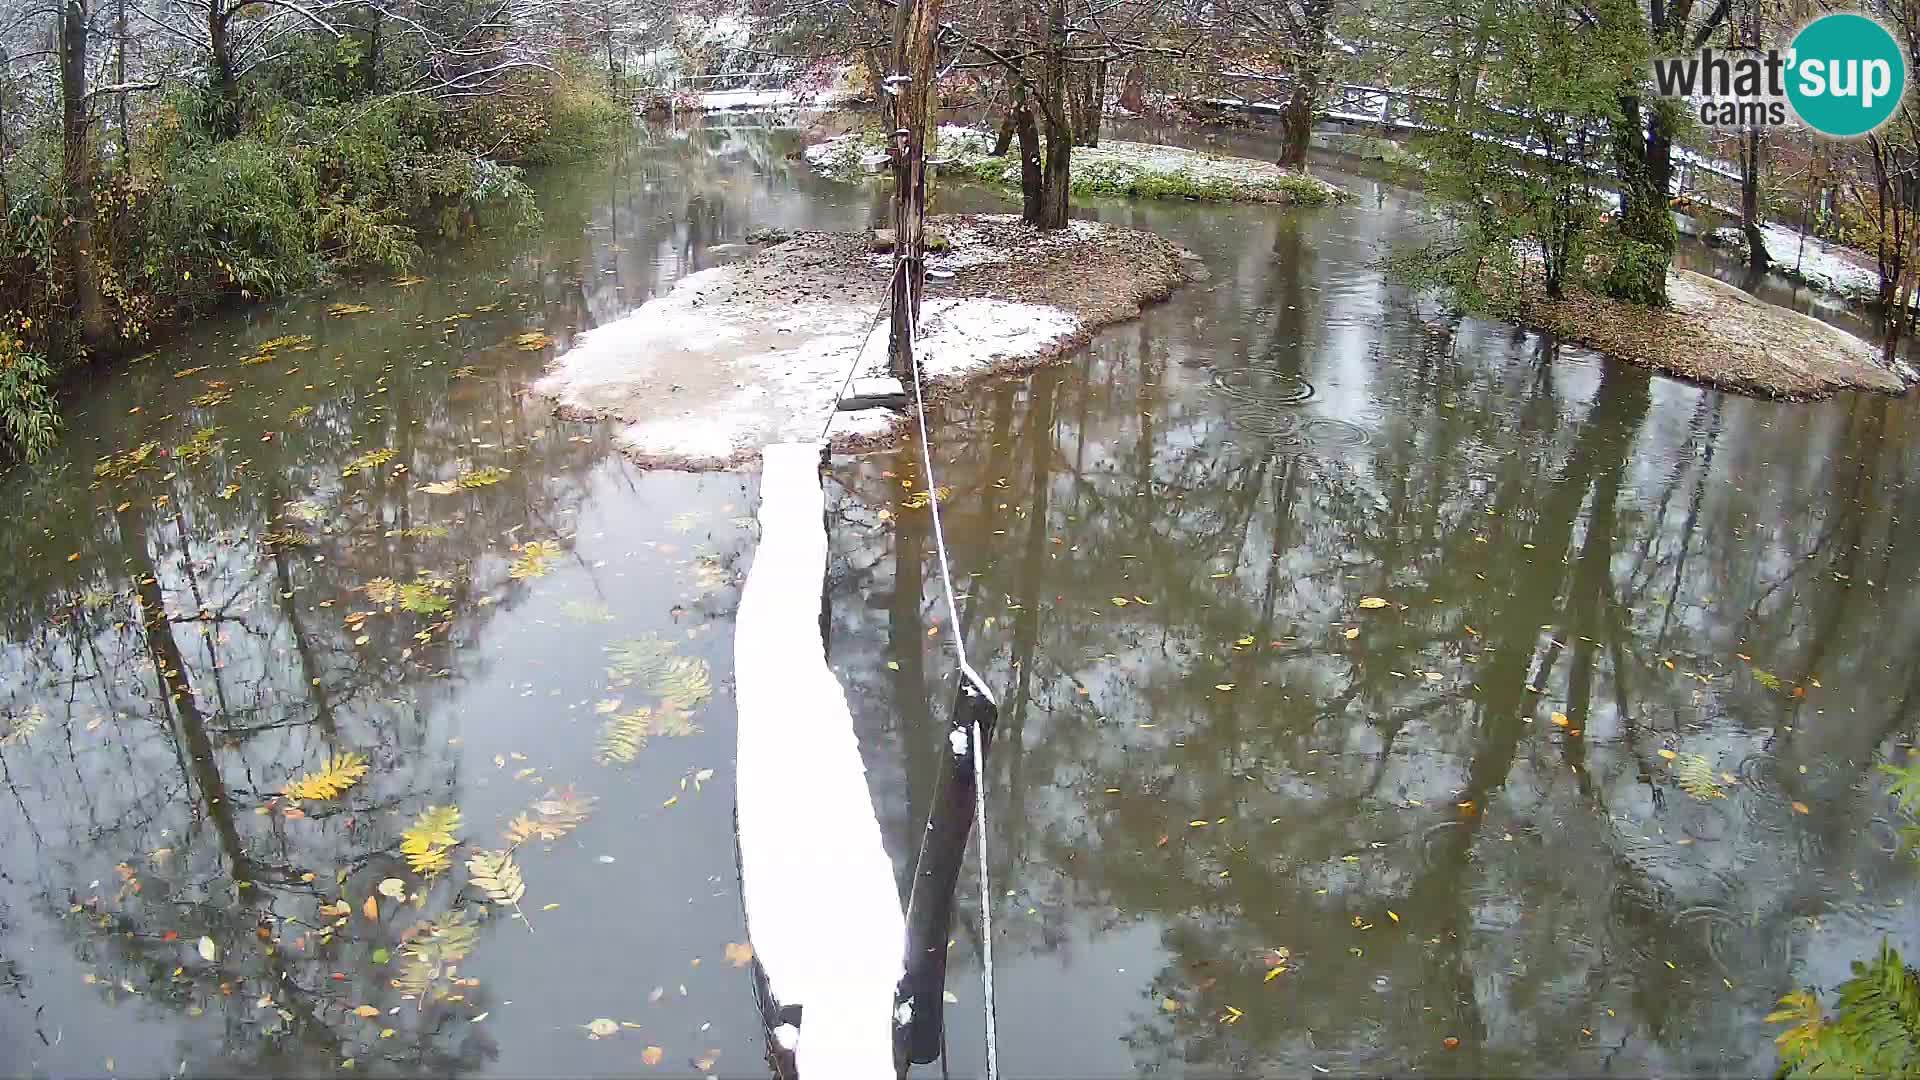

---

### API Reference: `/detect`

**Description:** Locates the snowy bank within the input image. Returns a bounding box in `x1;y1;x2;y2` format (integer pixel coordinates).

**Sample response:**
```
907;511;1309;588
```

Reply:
532;216;1193;469
1523;268;1911;400
1707;223;1899;307
805;125;1350;206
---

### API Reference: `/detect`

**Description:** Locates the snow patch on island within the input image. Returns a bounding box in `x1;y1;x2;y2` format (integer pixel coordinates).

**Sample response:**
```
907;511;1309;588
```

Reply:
533;260;1082;469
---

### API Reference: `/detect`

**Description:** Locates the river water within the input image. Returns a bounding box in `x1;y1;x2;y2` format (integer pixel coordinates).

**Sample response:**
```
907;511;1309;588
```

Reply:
2;118;1916;1078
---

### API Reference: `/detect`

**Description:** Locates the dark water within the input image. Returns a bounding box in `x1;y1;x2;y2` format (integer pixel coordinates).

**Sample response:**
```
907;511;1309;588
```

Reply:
3;119;1917;1078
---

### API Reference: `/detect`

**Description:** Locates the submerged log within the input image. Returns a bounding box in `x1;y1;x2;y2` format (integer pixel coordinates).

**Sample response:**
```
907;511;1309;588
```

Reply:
895;669;999;1067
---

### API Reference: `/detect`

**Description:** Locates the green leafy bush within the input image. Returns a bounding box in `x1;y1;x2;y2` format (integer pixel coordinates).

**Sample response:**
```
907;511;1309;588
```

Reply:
0;327;59;464
1767;761;1920;1076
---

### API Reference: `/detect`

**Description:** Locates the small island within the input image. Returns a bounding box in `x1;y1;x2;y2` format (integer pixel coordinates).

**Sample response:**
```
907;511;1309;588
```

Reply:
533;215;1195;468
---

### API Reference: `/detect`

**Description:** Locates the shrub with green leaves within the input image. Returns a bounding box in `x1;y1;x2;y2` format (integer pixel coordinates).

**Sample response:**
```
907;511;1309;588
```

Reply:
1767;760;1920;1076
0;327;59;464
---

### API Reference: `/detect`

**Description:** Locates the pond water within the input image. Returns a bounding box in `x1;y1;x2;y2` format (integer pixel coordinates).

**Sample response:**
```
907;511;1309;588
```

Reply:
3;118;1918;1078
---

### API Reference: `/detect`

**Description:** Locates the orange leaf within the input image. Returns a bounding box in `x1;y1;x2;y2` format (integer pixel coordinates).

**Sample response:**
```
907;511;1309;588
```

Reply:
362;895;378;921
642;1046;664;1067
1791;801;1810;814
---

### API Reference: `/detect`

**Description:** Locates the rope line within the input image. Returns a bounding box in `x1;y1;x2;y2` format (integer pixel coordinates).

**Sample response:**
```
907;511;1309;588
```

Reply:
898;247;999;1080
818;263;904;444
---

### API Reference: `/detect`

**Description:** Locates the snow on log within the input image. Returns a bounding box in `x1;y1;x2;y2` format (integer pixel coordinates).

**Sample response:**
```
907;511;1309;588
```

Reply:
734;442;905;1078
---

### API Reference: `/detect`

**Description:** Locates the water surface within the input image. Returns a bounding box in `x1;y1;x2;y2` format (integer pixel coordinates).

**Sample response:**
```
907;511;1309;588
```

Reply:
2;119;1917;1078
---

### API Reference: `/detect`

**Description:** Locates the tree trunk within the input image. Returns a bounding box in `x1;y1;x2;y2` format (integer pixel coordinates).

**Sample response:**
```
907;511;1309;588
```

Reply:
991;103;1015;156
1278;0;1334;170
208;3;239;138
114;0;129;163
1069;59;1104;147
1013;88;1043;223
1032;0;1072;230
1740;124;1768;273
366;9;383;95
59;0;105;353
1117;62;1145;114
885;0;942;380
1605;92;1673;306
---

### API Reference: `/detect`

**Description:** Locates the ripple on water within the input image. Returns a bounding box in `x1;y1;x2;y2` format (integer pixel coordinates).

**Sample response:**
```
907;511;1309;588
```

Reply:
1678;903;1796;980
1299;416;1372;452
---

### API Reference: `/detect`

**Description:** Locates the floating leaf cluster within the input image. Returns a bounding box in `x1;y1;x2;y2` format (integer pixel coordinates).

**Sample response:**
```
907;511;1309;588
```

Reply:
419;466;511;494
401;805;462;876
284;752;369;801
191;382;234;407
465;849;532;927
175;426;224;464
509;540;561;580
392;909;478;1005
329;302;373;317
341;448;396;478
1;704;46;747
1675;753;1726;800
94;441;160;480
596;639;710;763
285;499;327;523
514;331;553;351
503;786;597;846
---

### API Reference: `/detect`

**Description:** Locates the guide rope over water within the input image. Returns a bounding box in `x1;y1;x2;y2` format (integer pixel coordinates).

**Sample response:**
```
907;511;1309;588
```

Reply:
818;243;1004;1080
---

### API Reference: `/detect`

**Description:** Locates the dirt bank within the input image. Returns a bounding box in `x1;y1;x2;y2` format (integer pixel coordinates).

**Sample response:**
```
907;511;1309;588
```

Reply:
532;214;1194;469
1523;269;1913;401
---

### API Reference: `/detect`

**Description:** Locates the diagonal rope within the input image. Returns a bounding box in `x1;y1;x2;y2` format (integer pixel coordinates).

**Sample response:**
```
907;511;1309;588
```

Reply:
819;262;907;444
898;267;1000;1080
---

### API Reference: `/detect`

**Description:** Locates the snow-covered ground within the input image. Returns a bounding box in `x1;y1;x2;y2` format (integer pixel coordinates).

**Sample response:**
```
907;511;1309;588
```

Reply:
805;125;1348;204
698;87;848;112
1711;222;1893;305
532;255;1081;468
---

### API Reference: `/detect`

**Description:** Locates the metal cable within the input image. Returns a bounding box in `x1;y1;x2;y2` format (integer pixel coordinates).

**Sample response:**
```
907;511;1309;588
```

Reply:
898;272;1000;1080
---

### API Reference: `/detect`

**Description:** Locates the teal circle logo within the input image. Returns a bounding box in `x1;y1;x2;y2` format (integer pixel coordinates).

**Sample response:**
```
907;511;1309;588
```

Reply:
1787;13;1907;137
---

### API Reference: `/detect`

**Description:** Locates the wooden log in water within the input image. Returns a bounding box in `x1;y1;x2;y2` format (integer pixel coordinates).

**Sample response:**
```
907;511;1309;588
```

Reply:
895;669;999;1067
736;442;906;1079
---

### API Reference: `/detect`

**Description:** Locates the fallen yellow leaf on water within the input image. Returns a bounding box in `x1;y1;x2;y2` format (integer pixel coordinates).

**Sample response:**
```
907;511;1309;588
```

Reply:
641;1046;664;1066
362;895;378;921
1551;712;1570;727
1264;966;1286;982
354;1005;380;1018
1388;910;1400;923
724;942;754;968
379;1028;395;1039
585;1018;619;1039
1358;597;1389;609
1110;597;1130;607
1658;749;1678;760
1792;801;1810;814
1214;683;1235;691
1343;627;1360;640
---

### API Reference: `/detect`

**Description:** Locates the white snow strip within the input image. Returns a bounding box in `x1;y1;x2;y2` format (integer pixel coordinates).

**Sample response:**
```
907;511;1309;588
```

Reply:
735;442;904;1079
699;87;847;112
534;259;1083;467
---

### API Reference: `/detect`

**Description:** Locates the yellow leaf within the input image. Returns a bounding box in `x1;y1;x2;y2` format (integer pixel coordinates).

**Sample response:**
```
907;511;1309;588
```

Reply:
1264;966;1285;982
1657;748;1678;760
284;753;369;801
1791;801;1810;814
1388;910;1400;923
1551;712;1569;727
1343;627;1360;640
362;895;378;921
1214;683;1234;691
724;942;754;968
642;1046;664;1066
354;1005;380;1018
1358;597;1388;609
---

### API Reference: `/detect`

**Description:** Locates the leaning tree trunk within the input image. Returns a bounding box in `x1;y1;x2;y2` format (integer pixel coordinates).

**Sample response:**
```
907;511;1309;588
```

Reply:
1605;92;1673;307
59;0;104;353
1740;124;1768;273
